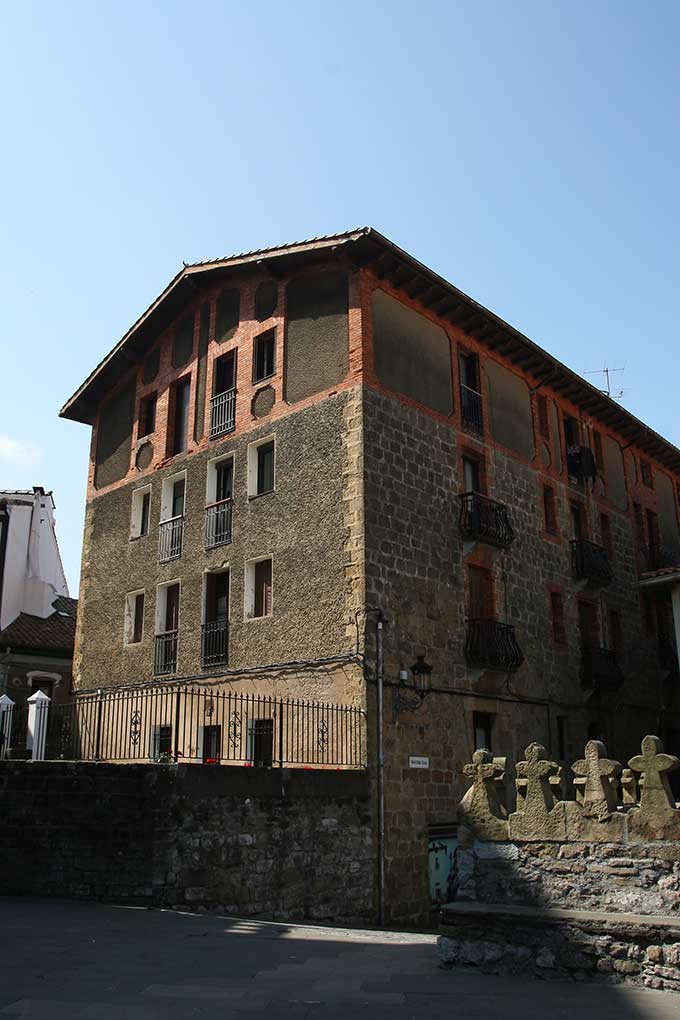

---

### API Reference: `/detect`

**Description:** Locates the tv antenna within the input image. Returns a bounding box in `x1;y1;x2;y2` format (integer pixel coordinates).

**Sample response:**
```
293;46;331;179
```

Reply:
584;365;625;401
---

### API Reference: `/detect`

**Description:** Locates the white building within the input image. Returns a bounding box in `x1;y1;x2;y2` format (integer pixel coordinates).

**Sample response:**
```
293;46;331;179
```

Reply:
0;487;76;706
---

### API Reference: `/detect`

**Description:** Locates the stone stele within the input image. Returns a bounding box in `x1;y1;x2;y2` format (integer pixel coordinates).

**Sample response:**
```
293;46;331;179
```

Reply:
458;748;509;841
627;734;680;842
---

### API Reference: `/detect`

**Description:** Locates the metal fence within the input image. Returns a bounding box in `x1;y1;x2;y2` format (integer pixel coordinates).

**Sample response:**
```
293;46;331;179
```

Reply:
1;686;366;769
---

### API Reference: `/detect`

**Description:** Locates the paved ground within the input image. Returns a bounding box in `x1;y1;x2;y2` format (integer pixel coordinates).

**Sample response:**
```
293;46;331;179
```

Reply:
0;899;677;1019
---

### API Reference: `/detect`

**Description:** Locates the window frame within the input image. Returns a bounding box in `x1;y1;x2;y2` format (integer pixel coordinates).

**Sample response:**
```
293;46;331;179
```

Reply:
124;589;146;646
549;588;567;646
138;391;157;439
130;485;152;541
247;435;276;498
244;556;274;620
472;711;494;752
252;328;276;384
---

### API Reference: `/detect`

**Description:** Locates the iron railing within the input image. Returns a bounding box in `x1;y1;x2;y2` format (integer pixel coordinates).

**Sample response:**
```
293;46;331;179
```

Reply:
570;538;612;585
465;619;525;672
154;631;178;676
201;621;228;668
3;687;366;768
159;516;183;562
460;384;483;436
580;646;624;692
459;492;514;548
210;388;236;439
205;499;233;549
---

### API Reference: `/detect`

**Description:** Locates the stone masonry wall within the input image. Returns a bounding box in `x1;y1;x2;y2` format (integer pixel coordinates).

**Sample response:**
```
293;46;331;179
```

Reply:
0;761;374;925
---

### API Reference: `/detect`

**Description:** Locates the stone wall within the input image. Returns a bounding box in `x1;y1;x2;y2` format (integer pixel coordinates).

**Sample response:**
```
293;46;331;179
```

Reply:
0;761;374;925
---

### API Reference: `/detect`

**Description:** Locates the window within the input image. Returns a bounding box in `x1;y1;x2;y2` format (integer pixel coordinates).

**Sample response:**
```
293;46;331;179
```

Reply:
253;329;276;383
467;565;493;620
459;349;483;435
124;590;145;645
646;509;660;551
171;478;185;519
536;394;550;440
472;711;494;751
550;591;566;645
139;393;157;437
570;502;585;540
543;485;558;535
201;724;222;764
160;473;186;522
206;457;234;549
593;430;604;473
248;718;274;766
640;458;653;489
207;455;234;504
30;677;54;699
600;513;613;557
633;501;645;547
202;572;229;666
564;416;580;449
247;437;275;497
608;608;622;659
150;725;172;761
170;376;191;455
462;454;484;494
577;600;598;651
156;582;180;634
210;352;236;438
245;557;273;619
130;485;152;539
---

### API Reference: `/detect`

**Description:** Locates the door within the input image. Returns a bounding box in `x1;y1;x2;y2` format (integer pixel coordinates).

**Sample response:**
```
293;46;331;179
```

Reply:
215;459;233;502
468;565;493;620
578;601;597;650
165;584;180;633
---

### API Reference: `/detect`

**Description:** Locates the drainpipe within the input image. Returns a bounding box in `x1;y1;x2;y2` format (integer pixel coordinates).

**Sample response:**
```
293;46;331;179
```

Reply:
376;610;385;928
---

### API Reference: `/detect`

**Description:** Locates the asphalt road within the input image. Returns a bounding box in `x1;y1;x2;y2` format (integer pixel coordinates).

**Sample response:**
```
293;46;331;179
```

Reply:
0;899;677;1019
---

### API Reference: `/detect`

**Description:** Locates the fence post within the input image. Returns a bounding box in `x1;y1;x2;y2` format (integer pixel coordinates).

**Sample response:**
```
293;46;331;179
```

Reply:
278;707;284;770
0;694;14;760
94;690;104;761
27;690;50;761
173;688;182;762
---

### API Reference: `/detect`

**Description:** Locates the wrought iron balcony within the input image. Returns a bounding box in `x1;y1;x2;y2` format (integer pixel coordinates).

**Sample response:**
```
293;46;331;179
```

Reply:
201;620;229;668
158;515;183;563
154;630;178;676
570;538;612;585
580;646;624;693
210;388;236;439
459;492;514;549
460;384;484;436
566;445;597;485
465;619;525;673
205;498;233;549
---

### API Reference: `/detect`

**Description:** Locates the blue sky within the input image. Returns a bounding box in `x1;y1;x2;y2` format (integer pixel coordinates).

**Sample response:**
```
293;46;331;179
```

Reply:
1;1;678;593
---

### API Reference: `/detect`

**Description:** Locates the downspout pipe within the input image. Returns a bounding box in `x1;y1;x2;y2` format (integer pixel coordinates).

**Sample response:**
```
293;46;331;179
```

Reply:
376;610;385;928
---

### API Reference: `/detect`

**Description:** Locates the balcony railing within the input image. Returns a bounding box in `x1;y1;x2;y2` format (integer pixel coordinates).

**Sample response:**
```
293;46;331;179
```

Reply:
154;630;178;676
580;646;623;692
205;498;233;549
159;515;183;562
201;620;229;668
570;538;612;585
460;384;484;436
210;388;236;439
465;619;525;673
459;492;514;549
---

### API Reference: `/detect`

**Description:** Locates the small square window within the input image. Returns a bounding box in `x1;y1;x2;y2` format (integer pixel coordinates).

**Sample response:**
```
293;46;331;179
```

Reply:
253;329;276;383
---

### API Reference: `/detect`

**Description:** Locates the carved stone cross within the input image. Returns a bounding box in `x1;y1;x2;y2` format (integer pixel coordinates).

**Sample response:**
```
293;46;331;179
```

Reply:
572;740;621;821
509;741;569;840
515;742;556;816
627;734;680;841
458;749;508;840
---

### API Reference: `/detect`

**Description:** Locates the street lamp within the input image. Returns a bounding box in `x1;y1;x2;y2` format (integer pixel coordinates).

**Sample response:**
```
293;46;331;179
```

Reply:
393;654;433;718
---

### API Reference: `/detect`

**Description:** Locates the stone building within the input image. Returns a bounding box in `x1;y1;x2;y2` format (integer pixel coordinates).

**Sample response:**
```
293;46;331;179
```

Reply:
61;228;680;923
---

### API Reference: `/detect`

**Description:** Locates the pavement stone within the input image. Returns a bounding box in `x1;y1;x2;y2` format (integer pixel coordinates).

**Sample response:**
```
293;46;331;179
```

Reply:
0;899;677;1019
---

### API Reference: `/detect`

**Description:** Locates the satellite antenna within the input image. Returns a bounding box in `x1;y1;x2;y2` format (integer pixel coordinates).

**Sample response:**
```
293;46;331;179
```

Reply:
584;365;625;401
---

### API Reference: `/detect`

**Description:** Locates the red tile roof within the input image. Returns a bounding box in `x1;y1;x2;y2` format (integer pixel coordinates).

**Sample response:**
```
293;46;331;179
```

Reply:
0;597;77;653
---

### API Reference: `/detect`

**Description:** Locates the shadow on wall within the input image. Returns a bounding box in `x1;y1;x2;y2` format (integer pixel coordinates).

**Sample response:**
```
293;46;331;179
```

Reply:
0;898;670;1019
439;735;680;994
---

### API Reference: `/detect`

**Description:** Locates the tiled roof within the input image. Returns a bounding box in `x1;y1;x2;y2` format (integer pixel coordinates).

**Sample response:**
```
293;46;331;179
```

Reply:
0;596;77;653
640;565;680;580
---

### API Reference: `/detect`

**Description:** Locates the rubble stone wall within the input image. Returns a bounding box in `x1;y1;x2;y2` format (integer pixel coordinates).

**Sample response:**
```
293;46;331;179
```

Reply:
0;761;374;925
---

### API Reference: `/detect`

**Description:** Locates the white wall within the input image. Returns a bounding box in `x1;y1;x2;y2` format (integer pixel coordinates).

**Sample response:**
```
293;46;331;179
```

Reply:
0;489;69;631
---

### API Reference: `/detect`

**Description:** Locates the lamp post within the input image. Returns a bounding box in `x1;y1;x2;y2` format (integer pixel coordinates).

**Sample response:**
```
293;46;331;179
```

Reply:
393;654;433;719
